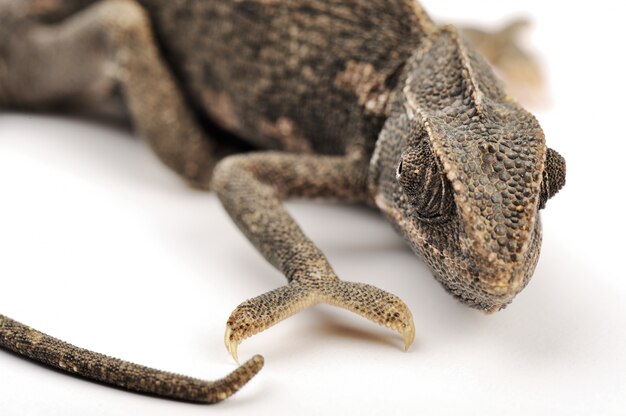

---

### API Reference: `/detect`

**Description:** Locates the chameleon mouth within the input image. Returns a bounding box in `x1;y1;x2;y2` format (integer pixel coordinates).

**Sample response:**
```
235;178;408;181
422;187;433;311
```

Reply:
461;218;543;311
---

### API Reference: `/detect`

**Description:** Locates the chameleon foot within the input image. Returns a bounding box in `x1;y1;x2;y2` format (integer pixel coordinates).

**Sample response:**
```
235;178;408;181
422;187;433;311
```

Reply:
224;279;415;363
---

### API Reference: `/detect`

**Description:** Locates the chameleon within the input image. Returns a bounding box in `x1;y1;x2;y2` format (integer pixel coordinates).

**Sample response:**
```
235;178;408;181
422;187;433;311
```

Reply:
0;0;565;404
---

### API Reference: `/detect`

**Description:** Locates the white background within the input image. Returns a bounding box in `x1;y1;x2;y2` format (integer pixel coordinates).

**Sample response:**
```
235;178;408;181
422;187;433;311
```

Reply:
1;0;625;414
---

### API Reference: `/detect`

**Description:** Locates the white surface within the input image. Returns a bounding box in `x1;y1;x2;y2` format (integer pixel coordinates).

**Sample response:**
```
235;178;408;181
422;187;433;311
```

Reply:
1;1;625;415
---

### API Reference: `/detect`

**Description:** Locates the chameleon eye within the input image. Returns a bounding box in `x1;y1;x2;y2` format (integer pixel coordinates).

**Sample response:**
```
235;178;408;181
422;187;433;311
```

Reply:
397;140;455;222
539;147;566;209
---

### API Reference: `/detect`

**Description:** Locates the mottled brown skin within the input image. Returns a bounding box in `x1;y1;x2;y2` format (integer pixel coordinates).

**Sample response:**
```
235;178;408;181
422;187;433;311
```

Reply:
0;0;565;404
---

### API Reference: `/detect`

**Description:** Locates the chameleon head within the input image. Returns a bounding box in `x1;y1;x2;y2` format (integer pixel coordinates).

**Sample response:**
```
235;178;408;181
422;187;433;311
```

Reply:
369;27;566;311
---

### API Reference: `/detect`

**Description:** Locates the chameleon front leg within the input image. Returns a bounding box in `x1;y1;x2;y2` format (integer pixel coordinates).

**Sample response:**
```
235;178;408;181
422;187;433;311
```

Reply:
1;0;222;187
212;152;415;362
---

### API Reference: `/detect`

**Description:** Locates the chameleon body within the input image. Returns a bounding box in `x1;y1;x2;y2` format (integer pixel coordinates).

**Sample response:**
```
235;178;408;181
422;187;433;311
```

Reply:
0;0;565;403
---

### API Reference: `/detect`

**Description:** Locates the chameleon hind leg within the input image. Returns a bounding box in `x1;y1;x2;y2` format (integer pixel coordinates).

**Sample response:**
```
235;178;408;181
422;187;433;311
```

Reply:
461;19;544;103
212;152;415;363
0;0;222;188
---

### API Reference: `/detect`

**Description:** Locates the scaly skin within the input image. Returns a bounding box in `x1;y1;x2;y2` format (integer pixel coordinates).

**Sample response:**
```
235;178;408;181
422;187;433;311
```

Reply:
0;315;264;403
0;0;565;403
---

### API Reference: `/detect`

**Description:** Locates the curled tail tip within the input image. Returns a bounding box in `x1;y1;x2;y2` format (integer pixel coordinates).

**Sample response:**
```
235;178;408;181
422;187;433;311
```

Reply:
212;354;264;403
231;354;264;386
244;354;265;374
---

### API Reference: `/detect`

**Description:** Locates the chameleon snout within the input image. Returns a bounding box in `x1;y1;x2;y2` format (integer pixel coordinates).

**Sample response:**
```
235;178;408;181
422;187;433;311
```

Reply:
459;220;542;312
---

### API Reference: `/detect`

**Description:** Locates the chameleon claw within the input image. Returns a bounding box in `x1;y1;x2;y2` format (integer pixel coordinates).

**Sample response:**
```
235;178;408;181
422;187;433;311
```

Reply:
229;341;240;365
224;326;240;364
398;299;415;352
402;322;415;352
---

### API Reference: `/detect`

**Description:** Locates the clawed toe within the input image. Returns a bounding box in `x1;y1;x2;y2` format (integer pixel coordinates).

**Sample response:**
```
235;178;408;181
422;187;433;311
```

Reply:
224;326;240;364
224;283;318;363
319;280;415;351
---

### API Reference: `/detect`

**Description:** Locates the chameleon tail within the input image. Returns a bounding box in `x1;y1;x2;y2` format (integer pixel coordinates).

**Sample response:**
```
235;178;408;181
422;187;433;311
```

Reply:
0;314;263;403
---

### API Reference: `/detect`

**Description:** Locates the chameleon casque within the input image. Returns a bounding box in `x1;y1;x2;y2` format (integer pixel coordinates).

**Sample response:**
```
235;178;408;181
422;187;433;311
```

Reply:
0;0;565;404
